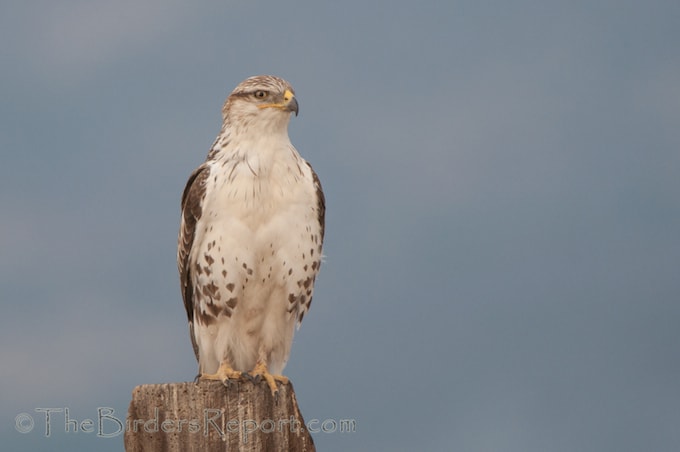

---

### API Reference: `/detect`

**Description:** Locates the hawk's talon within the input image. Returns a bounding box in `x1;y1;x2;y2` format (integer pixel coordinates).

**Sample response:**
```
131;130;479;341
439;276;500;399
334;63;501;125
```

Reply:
246;361;289;396
244;373;262;384
199;362;243;387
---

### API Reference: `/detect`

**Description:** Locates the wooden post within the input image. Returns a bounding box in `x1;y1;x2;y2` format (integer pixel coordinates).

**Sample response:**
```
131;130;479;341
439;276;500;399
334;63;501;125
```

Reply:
124;380;315;452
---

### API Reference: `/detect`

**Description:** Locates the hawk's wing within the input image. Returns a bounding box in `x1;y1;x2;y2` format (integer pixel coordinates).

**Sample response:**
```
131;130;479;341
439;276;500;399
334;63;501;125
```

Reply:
294;162;326;326
177;163;210;360
308;162;325;242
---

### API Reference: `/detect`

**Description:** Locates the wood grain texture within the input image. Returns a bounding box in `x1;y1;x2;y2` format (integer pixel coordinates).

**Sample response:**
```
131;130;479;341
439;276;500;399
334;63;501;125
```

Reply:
124;380;315;452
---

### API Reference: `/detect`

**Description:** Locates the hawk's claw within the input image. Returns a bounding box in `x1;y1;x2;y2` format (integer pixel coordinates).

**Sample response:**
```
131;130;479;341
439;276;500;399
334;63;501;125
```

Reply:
199;362;243;387
246;361;289;397
244;373;262;384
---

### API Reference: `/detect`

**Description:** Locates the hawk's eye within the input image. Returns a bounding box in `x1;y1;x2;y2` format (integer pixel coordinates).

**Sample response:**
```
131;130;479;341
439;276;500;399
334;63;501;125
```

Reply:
253;90;268;99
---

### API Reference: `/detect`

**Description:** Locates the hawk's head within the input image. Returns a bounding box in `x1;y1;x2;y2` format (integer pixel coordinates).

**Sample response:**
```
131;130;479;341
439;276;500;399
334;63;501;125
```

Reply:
222;75;298;134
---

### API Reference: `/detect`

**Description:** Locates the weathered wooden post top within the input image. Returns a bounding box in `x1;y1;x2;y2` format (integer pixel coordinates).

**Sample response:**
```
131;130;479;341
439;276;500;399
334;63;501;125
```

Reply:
124;379;315;451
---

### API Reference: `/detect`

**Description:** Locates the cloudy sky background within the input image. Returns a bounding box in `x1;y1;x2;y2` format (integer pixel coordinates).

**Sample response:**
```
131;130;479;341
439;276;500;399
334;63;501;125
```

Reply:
1;1;679;451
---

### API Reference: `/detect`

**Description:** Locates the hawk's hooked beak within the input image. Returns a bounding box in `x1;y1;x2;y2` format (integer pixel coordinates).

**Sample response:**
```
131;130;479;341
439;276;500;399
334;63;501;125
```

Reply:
283;89;299;116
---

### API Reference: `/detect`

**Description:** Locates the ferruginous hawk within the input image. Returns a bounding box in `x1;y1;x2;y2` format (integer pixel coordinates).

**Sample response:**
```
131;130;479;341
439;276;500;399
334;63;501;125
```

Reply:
177;75;325;395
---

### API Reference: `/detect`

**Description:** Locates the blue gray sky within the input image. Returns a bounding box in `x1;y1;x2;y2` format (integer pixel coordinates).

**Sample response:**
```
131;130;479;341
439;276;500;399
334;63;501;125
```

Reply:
2;1;679;451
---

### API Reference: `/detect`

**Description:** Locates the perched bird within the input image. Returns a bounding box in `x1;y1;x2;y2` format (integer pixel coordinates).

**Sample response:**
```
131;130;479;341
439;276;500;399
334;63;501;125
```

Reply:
177;75;325;395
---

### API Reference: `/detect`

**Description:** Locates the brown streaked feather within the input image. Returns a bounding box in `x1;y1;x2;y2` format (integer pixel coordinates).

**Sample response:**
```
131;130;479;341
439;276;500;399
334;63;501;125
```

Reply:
177;163;210;359
291;162;325;324
307;162;325;241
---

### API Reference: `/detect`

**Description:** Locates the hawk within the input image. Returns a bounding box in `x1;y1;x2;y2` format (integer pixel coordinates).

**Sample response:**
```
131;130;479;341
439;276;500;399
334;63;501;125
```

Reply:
177;75;325;395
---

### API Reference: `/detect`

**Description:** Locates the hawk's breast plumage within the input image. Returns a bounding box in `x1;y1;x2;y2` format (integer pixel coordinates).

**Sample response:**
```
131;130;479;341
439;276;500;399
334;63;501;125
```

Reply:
177;75;324;393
